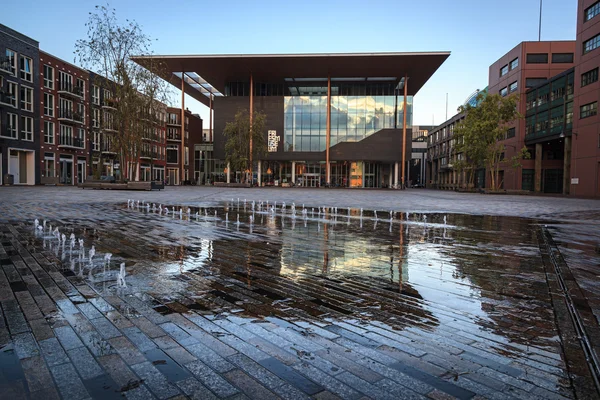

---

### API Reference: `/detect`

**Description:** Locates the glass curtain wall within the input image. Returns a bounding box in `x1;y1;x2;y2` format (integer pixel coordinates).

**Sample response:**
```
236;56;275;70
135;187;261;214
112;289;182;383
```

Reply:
284;88;413;152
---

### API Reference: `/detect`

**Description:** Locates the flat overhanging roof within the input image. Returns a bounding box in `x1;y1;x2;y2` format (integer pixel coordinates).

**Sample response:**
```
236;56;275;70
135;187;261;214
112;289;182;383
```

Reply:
132;52;450;107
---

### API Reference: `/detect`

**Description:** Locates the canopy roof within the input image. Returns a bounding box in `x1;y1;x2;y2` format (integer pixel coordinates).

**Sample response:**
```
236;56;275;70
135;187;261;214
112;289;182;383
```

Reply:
132;52;450;107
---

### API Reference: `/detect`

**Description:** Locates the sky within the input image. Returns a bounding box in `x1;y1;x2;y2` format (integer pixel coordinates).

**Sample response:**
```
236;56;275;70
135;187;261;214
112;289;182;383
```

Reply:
2;0;577;126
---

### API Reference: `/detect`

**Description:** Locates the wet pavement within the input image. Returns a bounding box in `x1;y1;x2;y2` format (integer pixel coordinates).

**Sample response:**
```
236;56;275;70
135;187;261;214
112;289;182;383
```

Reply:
0;186;599;399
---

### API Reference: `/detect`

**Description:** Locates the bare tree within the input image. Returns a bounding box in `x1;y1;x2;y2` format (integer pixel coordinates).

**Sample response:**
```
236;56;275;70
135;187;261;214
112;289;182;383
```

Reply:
75;4;171;181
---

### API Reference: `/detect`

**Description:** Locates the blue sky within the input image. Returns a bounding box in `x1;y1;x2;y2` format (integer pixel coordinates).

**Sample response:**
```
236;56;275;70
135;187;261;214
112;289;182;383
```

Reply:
2;0;576;126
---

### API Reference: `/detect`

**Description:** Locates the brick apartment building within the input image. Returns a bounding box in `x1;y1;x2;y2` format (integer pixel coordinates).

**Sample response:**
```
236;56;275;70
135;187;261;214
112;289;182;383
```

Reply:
0;24;40;185
39;51;90;186
165;107;202;185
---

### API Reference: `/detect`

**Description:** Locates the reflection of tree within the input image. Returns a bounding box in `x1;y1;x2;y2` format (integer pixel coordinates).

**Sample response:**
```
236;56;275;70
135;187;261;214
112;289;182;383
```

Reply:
440;214;557;349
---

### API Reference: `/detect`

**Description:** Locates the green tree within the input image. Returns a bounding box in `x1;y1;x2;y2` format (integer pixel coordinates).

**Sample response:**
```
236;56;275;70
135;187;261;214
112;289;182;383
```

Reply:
223;109;267;182
454;93;530;191
75;4;171;181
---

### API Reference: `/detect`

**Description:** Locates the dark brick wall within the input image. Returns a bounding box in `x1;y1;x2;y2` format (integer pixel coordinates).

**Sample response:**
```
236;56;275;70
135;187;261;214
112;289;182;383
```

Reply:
0;24;40;184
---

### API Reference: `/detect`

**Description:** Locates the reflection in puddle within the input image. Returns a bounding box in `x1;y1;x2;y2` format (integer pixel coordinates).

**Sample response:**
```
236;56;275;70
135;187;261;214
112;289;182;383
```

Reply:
24;202;561;360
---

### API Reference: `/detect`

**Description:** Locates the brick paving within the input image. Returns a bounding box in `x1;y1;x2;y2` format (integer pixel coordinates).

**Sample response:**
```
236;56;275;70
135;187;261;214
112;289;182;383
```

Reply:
0;186;599;399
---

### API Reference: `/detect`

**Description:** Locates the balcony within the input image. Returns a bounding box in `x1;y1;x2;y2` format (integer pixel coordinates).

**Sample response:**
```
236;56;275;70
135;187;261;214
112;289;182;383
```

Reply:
58;109;85;124
140;151;159;160
58;82;84;99
167;119;181;127
142;134;160;142
0;58;14;74
167;133;181;142
102;99;118;110
58;135;85;149
101;143;117;154
0;91;16;107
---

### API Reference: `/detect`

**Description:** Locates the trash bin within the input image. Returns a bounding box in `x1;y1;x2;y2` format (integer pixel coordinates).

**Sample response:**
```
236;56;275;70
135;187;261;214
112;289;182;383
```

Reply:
3;174;14;185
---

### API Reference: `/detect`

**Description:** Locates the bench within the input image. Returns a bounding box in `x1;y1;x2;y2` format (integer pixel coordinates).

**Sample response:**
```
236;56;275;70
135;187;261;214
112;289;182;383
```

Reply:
79;178;164;191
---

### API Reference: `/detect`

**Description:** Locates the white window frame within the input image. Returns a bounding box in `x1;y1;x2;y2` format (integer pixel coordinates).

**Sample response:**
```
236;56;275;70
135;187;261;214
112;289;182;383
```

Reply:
60;124;73;146
43;65;54;89
43;153;55;178
6;81;17;108
21;116;33;141
19;55;33;82
44;120;55;144
21;85;33;112
60;98;72;118
44;93;54;116
59;71;73;91
93;131;100;151
4;49;17;75
76;78;85;99
93;108;100;128
92;85;100;105
78;103;85;124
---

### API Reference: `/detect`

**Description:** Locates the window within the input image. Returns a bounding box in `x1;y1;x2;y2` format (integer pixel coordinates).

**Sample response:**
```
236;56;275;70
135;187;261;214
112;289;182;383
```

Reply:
20;116;33;141
43;153;55;178
526;77;548;88
526;53;548;63
500;65;509;76
44;93;54;116
93;131;100;151
92;85;100;105
44;121;55;144
20;56;32;82
5;81;18;107
93;108;100;128
500;87;508;97
104;111;113;130
59;71;73;91
580;102;597;119
167;145;178;164
76;78;85;99
78;103;85;123
20;86;33;112
506;127;516;139
3;49;17;74
184;146;189;165
582;68;599;87
60;98;72;119
2;113;17;138
584;34;600;54
585;1;600;22
509;81;518;93
510;58;519;70
552;53;574;63
43;65;54;89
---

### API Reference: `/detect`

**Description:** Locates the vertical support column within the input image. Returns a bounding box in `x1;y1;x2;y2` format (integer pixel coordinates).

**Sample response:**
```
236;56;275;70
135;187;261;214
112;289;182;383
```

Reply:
249;73;254;185
326;75;331;185
209;94;213;142
535;143;542;192
401;75;408;189
226;162;231;184
292;161;296;185
563;136;571;195
181;74;185;185
388;164;393;188
394;162;399;188
258;161;262;187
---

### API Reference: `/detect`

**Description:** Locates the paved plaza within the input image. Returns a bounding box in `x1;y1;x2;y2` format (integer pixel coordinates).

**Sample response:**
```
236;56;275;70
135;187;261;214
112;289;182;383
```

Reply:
0;186;599;400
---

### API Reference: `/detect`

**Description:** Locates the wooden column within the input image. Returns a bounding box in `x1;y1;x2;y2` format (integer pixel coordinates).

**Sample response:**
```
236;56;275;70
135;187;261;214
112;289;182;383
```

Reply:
209;94;213;142
326;75;331;185
401;75;408;189
535;143;542;192
563;136;571;195
181;74;185;185
249;73;253;184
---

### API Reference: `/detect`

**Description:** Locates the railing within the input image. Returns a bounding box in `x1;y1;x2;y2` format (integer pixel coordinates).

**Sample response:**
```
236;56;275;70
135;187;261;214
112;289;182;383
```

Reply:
142;134;160;142
103;99;117;109
59;135;85;148
167;119;180;126
140;151;159;159
59;109;85;123
167;133;181;141
58;82;84;98
102;143;116;153
1;124;17;139
0;91;15;106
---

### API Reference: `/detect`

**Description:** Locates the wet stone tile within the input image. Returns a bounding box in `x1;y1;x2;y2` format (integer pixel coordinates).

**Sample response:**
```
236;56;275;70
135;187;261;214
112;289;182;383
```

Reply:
176;377;218;400
53;325;84;350
122;326;157;352
185;360;240;398
186;342;235;373
89;316;121;339
39;337;70;366
227;353;286;390
50;362;90;400
223;369;278;400
77;302;103;320
97;353;140;389
130;361;181;400
131;316;166;339
21;356;55;392
124;384;155;400
67;346;104;380
29;318;55;341
13;332;40;359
